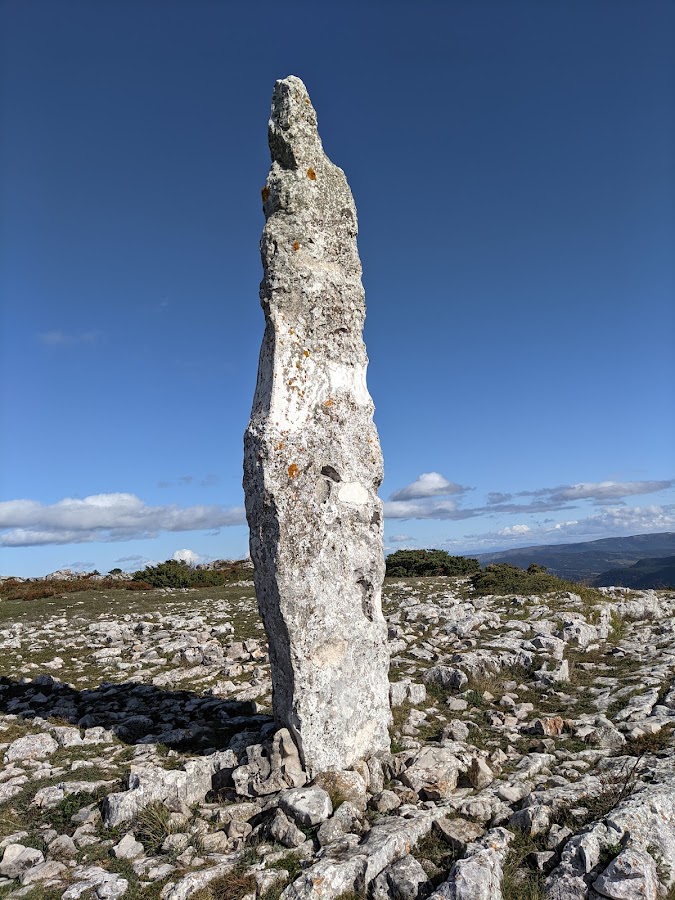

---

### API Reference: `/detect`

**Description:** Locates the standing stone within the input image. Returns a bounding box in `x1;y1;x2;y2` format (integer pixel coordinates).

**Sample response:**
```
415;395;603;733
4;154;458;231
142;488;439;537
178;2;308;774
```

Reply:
243;75;390;774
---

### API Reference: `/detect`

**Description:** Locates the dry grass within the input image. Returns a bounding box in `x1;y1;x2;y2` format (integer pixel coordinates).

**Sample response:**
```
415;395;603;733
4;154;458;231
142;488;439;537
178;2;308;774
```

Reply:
500;829;548;900
133;801;172;853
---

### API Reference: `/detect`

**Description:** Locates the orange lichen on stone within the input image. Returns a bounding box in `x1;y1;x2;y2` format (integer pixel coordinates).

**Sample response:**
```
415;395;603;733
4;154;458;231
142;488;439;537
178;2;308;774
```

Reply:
307;167;316;180
293;241;300;251
303;350;309;357
323;399;334;407
261;186;270;202
275;441;284;450
288;464;299;479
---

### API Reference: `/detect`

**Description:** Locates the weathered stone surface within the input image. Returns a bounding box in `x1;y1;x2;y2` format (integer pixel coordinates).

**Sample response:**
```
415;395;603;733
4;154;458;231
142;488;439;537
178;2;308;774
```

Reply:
4;733;57;762
103;750;236;826
546;768;675;899
0;844;44;879
160;855;243;900
400;747;463;799
243;74;390;773
63;865;129;899
371;854;430;900
593;848;659;899
268;808;306;848
20;860;67;884
113;833;144;860
312;770;368;812
280;807;446;899
429;828;513;900
432;818;485;856
279;786;332;826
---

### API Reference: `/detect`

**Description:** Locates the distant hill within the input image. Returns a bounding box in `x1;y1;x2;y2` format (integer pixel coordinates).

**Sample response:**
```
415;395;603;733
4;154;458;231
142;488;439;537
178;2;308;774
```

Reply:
476;532;675;584
593;555;675;589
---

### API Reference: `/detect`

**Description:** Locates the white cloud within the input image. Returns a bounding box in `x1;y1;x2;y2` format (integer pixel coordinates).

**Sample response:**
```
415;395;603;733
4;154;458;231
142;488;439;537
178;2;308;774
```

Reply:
498;524;531;536
390;473;468;501
444;504;675;553
519;480;673;505
389;534;415;543
549;505;675;537
0;493;246;547
384;498;478;520
172;549;201;565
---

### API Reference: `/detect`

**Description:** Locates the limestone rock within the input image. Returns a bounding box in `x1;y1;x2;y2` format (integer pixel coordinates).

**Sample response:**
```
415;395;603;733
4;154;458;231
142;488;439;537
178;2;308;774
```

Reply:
4;733;57;762
429;828;513;900
280;786;333;826
280;807;447;899
400;747;463;800
243;75;390;774
103;750;236;826
268;809;306;849
371;854;431;900
431;818;485;856
113;833;144;860
62;865;129;899
0;844;44;879
20;860;67;884
593;848;659;899
312;770;368;812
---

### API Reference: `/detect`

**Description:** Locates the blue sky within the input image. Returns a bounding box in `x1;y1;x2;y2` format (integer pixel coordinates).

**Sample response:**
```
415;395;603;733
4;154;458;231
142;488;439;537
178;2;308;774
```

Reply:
1;0;673;577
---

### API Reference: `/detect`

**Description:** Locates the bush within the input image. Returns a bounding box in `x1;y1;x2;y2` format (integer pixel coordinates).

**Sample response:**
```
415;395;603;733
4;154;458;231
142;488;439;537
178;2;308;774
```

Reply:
132;559;251;589
132;560;227;588
385;550;480;578
0;577;149;602
469;563;604;602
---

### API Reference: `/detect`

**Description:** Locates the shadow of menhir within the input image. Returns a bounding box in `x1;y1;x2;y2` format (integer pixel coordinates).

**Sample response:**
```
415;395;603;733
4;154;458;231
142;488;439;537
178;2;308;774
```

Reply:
0;674;272;756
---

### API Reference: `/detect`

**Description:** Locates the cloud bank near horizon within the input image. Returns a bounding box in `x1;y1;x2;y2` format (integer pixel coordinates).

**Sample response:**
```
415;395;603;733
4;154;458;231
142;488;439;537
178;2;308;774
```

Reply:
442;503;675;553
0;493;245;547
1;476;672;552
385;474;674;521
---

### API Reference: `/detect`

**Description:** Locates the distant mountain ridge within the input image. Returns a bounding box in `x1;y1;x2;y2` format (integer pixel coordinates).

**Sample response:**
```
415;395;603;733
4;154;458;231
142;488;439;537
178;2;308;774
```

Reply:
594;555;675;590
476;532;675;584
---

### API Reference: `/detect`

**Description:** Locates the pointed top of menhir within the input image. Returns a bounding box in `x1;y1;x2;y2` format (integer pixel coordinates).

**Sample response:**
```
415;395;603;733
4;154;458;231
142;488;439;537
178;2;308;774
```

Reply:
268;75;323;169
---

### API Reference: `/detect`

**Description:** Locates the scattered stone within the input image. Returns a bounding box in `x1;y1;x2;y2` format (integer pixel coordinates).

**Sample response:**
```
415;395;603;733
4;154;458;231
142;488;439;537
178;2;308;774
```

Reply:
63;865;129;899
0;845;44;879
4;733;58;762
312;770;368;812
371;854;430;900
593;847;659;899
113;833;144;860
279;785;332;826
432;818;485;856
401;747;462;800
429;827;513;899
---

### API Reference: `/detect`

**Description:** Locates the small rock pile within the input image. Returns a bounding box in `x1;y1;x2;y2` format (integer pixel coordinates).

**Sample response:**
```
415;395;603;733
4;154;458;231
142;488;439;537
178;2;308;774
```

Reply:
0;578;672;899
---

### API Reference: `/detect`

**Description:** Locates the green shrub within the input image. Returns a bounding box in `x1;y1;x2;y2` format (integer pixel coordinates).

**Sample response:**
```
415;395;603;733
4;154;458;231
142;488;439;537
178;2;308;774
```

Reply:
132;559;251;588
469;563;604;602
385;550;480;578
132;560;224;588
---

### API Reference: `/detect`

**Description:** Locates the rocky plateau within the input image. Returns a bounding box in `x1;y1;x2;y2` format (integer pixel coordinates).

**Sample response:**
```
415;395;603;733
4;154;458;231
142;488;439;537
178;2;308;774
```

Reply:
0;577;673;899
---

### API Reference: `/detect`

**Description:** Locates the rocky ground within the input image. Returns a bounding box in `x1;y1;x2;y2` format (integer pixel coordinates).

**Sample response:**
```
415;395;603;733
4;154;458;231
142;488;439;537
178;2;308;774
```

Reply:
0;578;673;899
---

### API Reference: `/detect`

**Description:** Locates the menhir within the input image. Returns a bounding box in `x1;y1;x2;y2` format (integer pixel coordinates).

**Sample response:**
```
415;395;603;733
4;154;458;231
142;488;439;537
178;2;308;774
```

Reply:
243;75;390;774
